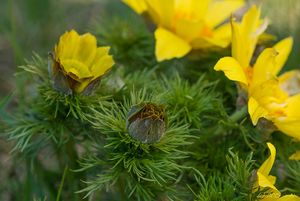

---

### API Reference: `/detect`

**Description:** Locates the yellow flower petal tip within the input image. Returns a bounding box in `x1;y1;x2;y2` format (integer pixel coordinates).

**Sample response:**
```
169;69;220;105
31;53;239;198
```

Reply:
248;97;268;126
258;142;276;177
231;4;265;68
255;143;300;200
273;37;294;75
213;57;248;85
256;172;278;192
51;29;114;94
154;27;191;62
255;143;280;199
122;0;147;14
289;150;300;160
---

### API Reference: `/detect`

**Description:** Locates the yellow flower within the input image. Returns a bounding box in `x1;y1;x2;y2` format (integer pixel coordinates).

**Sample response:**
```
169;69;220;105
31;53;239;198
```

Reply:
254;143;300;201
289;150;300;160
214;5;300;141
214;5;270;89
123;0;245;61
123;0;147;14
50;30;114;94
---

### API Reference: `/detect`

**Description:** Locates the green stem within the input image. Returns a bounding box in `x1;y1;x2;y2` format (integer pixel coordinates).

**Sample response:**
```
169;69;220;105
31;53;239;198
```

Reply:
118;175;127;201
228;105;248;123
65;138;78;168
213;105;248;136
54;137;80;201
56;165;68;201
65;138;81;201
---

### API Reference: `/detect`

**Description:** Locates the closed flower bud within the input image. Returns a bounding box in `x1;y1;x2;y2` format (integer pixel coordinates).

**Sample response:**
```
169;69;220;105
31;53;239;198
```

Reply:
256;118;277;141
126;103;166;144
48;30;114;95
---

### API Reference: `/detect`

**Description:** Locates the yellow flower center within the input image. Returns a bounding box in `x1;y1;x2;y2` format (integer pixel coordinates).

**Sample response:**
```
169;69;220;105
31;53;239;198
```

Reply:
200;25;213;38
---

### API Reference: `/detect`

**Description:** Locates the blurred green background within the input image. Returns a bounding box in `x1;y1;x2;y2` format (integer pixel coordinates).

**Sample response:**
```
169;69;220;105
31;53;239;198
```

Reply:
0;0;300;200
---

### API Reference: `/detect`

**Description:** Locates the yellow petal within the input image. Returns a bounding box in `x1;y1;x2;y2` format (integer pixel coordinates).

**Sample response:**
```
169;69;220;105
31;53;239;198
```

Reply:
175;0;211;20
248;97;269;125
260;195;300;201
73;48;114;93
92;46;110;59
90;54;114;80
252;48;278;88
273;37;293;75
232;5;265;68
250;79;287;102
240;6;263;38
249;79;288;126
214;57;248;85
277;195;300;201
122;0;147;14
73;79;92;94
257;172;279;194
60;59;92;81
289;150;300;160
190;38;215;49
275;119;300;141
231;20;244;65
55;30;80;60
258;143;276;177
144;0;174;28
273;94;300;140
154;27;191;62
279;70;300;96
55;30;98;81
173;18;204;42
75;33;97;67
202;23;232;48
205;0;245;28
284;94;300;117
186;9;233;49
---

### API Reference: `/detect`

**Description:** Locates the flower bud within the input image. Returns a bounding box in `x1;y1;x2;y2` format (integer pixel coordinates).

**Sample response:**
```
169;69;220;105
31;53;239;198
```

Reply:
126;103;166;144
48;30;114;95
256;118;277;141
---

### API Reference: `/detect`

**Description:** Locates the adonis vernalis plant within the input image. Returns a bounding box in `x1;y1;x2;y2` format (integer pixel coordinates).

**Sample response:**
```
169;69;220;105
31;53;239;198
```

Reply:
1;1;300;201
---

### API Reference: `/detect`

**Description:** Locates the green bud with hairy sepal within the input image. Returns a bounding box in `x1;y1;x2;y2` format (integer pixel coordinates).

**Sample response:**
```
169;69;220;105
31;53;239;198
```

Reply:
126;103;166;144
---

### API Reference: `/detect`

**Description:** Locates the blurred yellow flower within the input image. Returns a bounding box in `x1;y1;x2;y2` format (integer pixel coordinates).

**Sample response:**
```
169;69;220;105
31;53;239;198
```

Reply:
289;150;300;160
214;5;300;142
123;0;245;61
214;5;269;90
50;30;114;94
123;0;147;14
254;143;300;201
